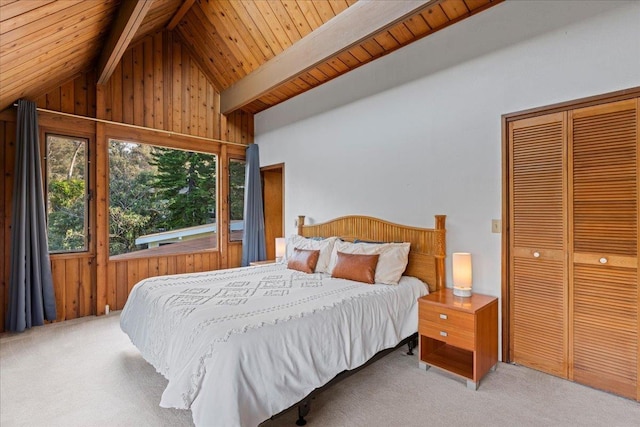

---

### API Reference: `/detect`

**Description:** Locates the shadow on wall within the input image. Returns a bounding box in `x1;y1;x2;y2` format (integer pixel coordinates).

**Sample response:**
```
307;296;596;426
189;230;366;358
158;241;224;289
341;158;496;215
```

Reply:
255;0;626;134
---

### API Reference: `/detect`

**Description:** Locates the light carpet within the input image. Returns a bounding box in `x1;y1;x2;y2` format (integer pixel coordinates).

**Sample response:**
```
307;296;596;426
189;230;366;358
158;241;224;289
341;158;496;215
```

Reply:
1;313;638;427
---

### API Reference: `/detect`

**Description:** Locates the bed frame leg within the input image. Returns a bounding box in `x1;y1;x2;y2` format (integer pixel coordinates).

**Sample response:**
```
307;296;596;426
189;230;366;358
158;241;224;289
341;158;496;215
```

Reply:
406;334;418;356
296;399;311;426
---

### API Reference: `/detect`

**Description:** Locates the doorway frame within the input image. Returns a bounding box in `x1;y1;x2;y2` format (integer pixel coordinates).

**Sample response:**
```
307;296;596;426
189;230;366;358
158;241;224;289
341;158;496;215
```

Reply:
261;162;285;260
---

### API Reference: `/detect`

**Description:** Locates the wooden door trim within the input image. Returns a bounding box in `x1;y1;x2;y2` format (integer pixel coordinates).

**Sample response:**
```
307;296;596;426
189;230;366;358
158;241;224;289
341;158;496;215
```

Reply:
261;161;285;235
637;97;640;402
261;162;285;258
503;86;640;123
261;162;285;172
501;114;510;362
501;87;640;363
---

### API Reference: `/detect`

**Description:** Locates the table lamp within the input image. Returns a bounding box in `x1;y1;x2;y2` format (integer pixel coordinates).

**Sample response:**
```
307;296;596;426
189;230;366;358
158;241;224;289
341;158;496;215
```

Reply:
275;237;286;262
453;252;472;297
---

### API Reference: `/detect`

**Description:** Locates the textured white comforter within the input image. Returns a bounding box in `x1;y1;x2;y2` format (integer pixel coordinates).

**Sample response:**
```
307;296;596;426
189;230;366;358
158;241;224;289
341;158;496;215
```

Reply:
120;263;428;427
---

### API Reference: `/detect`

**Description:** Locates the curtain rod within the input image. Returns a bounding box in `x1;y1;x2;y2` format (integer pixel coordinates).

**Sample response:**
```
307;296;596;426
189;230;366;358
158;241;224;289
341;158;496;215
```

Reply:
12;103;249;148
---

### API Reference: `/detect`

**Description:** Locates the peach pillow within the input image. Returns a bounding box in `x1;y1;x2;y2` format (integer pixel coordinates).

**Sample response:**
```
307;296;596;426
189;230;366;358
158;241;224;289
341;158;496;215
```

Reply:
331;252;380;284
284;235;338;273
287;248;320;274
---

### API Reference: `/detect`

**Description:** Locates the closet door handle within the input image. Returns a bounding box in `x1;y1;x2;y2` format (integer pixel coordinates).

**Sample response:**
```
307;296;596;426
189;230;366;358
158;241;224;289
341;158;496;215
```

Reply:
440;331;448;337
599;257;608;264
533;251;540;258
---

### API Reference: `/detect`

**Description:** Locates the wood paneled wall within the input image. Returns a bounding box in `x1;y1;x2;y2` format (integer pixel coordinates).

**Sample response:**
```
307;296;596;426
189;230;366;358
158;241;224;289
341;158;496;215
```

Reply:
51;255;95;322
224;109;254;145
108;252;221;311
0;118;15;332
35;71;98;118
103;32;222;140
0;30;253;332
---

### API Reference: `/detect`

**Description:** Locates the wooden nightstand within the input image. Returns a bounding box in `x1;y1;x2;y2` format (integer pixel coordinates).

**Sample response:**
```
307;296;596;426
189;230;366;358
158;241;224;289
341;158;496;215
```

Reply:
418;289;498;390
249;260;276;266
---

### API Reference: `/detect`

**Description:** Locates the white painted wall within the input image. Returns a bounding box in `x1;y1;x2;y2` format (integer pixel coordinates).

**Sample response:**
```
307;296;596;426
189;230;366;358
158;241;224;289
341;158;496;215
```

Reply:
256;0;640;303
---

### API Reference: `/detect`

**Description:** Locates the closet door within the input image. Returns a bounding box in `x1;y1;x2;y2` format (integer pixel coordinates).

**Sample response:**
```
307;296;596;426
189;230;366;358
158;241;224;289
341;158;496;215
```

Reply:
569;99;639;400
509;112;568;377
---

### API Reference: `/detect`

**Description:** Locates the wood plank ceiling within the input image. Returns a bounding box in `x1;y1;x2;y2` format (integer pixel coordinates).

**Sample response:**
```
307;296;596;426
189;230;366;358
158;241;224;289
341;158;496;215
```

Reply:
0;0;502;115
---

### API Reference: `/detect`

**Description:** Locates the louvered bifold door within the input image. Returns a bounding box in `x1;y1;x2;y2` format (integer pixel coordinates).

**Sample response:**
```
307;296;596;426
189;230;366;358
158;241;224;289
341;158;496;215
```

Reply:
569;99;639;400
509;112;568;378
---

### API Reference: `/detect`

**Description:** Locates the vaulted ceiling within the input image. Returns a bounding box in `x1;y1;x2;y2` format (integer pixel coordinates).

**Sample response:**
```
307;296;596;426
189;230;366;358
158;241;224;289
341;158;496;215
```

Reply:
0;0;502;115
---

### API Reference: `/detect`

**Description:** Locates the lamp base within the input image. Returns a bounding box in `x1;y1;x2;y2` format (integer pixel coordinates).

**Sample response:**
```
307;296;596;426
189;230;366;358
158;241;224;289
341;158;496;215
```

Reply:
453;287;472;297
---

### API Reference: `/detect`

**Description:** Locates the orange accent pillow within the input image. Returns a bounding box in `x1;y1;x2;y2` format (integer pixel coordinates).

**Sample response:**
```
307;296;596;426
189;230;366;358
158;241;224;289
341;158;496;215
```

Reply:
287;248;320;273
331;251;380;284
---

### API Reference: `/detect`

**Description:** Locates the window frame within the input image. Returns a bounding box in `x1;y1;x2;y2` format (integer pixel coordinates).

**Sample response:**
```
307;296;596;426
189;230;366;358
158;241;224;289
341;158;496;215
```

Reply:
44;132;91;255
228;157;246;243
106;137;222;260
100;124;247;265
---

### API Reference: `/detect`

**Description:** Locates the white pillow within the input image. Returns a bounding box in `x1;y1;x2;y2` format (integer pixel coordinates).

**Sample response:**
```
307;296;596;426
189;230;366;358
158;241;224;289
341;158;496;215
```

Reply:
285;235;338;273
328;240;410;285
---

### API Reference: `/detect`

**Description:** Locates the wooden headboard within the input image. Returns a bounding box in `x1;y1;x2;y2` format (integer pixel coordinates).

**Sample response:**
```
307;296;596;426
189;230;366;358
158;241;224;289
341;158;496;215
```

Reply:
297;215;446;292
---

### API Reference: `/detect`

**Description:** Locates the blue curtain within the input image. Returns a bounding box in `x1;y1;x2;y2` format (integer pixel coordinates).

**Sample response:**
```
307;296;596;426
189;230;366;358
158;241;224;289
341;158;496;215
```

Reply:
241;144;266;266
6;99;57;332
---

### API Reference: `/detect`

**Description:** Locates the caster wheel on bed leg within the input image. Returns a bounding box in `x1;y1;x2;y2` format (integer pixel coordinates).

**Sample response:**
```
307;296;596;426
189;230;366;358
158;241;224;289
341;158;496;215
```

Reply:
406;334;418;355
406;342;414;356
296;400;311;426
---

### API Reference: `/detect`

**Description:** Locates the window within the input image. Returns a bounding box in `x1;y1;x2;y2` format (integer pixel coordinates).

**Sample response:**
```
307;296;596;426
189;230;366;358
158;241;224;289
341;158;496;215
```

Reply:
46;134;89;253
108;140;218;258
229;159;246;242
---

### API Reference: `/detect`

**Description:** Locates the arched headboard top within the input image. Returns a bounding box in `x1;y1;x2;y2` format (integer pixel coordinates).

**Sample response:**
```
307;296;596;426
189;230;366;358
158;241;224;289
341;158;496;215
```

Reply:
297;215;446;292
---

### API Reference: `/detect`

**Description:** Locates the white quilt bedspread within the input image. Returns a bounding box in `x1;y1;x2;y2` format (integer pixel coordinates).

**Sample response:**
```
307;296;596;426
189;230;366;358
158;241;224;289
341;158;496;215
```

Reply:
120;263;428;427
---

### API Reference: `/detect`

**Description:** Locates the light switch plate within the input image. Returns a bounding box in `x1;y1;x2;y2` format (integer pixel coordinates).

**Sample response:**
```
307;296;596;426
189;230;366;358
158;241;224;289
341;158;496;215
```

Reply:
491;219;501;233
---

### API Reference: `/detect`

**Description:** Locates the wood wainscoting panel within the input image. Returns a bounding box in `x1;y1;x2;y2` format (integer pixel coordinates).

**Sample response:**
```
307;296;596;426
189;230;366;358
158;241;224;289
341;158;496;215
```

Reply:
227;243;243;268
65;257;82;319
109;251;221;310
50;254;95;321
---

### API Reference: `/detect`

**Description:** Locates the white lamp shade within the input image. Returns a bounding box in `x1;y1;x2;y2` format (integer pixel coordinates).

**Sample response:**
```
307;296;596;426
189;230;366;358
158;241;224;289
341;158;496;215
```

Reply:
275;237;286;260
452;252;472;297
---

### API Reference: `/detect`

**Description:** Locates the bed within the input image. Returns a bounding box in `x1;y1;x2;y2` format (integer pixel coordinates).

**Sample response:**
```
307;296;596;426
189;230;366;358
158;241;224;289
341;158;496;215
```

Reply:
120;215;446;427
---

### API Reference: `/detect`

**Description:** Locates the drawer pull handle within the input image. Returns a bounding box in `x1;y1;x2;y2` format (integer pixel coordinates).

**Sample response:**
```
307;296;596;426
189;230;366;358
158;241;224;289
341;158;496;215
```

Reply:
440;331;448;337
533;251;540;258
599;257;608;264
439;314;448;320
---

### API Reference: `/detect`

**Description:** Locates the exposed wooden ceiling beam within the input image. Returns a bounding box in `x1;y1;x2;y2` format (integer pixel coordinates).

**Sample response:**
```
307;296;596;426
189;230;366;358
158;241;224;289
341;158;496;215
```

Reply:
97;0;153;85
166;0;196;30
220;0;435;114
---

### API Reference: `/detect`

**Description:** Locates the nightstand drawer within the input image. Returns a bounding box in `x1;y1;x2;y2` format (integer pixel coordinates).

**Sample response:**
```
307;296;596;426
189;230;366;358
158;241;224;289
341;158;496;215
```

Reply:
419;319;475;351
419;305;475;331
